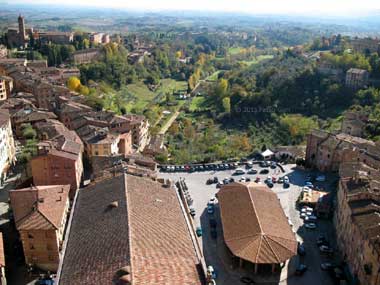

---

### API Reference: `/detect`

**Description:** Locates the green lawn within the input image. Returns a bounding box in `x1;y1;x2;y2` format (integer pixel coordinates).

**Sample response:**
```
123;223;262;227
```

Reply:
189;96;207;112
206;71;222;82
122;79;187;112
239;55;274;66
228;47;245;55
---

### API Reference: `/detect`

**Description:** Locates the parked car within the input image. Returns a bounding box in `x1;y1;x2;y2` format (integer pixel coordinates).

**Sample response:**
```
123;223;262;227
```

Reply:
317;234;329;246
245;162;253;169
247;169;258;175
302;206;313;212
270;161;277;169
190;208;196;217
278;177;284;183
229;178;235;183
319;245;334;255
207;205;215;214
305;182;314;188
259;161;270;168
272;176;277;183
304;215;317;222
207;265;217;280
283;176;290;184
245;177;251;182
255;177;261;183
196;226;203;237
305;223;317;229
295;264;308;276
329;267;345;281
216;182;224;188
297;243;306;256
239;177;246;182
260;169;269;174
321;263;335;271
233;168;245;175
213;177;219;183
36;278;54;285
206;178;214;185
316;175;326;182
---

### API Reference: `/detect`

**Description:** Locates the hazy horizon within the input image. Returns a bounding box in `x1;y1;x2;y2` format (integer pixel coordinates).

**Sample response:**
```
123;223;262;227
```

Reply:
4;0;380;17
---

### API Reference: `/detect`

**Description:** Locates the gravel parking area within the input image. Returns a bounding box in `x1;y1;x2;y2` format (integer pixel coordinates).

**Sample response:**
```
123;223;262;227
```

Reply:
159;162;338;285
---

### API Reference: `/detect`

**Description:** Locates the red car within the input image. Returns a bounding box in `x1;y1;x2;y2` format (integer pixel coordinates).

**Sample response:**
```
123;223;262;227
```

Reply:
255;177;260;183
272;177;277;183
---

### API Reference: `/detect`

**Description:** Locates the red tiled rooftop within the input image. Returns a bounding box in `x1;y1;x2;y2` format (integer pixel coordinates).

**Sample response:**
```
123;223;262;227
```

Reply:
218;182;297;264
58;174;202;285
9;185;70;231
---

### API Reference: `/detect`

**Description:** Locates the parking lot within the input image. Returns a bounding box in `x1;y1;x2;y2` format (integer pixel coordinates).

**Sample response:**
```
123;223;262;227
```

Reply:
159;161;339;285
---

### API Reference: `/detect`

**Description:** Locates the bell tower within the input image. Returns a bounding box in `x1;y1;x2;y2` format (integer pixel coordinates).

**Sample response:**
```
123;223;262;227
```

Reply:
18;14;26;42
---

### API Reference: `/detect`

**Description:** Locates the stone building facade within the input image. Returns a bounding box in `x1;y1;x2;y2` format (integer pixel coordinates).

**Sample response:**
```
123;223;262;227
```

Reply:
0;109;16;185
345;68;369;90
334;166;380;285
9;185;70;272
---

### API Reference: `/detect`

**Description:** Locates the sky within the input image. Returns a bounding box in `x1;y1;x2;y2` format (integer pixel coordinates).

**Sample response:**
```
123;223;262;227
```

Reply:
5;0;380;16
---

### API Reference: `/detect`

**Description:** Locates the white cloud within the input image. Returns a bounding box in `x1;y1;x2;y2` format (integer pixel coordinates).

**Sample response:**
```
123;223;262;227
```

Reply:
8;0;380;15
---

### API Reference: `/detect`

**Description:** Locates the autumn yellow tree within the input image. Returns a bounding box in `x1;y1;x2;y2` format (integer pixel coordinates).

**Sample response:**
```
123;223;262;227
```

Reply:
78;85;90;96
67;76;81;92
175;50;182;58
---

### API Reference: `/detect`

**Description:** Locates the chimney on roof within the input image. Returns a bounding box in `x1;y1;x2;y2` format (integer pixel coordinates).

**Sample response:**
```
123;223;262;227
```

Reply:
109;201;119;209
38;198;44;203
117;266;131;284
57;196;62;202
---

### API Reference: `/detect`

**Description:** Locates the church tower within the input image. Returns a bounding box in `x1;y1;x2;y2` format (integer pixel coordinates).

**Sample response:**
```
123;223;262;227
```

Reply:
18;14;26;42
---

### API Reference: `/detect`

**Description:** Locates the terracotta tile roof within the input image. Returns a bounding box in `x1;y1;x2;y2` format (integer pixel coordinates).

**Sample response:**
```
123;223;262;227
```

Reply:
34;119;83;155
9;185;70;231
58;175;131;285
14;109;57;124
58;174;202;285
218;182;297;264
127;175;201;285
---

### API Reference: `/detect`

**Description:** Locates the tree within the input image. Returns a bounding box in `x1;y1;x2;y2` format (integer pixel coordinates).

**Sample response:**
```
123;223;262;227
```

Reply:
78;85;90;96
67;76;81;92
82;39;90;50
175;51;182;58
21;124;37;140
222;97;231;113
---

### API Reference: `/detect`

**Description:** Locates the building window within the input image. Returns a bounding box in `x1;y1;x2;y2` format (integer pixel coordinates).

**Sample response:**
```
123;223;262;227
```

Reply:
28;233;34;239
30;244;35;250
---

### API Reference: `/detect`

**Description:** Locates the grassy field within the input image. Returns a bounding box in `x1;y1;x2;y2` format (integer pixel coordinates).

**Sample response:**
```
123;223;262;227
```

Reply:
189;96;207;112
228;47;245;55
206;70;222;82
239;55;274;66
123;79;187;112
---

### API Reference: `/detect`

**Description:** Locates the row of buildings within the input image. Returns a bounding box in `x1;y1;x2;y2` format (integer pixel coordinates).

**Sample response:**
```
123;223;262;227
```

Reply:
317;59;370;90
0;46;153;278
6;15;111;49
306;111;380;285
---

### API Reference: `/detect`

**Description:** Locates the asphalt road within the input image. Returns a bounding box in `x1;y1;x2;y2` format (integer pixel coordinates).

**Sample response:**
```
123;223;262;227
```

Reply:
159;163;337;285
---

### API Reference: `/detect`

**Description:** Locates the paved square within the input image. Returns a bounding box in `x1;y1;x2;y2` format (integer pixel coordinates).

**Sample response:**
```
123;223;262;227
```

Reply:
159;163;337;285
